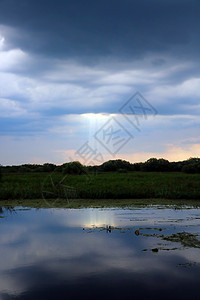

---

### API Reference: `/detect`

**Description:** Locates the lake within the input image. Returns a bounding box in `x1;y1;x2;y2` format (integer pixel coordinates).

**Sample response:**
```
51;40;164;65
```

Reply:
0;204;200;299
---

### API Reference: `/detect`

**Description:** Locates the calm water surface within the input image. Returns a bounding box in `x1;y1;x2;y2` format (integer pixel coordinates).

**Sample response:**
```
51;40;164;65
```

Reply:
0;205;200;299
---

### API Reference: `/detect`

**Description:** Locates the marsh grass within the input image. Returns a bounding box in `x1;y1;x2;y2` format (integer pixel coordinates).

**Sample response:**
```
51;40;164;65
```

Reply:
1;171;200;201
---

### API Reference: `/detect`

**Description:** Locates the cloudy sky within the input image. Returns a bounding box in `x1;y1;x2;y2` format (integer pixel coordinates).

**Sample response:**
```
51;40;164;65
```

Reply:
0;0;200;165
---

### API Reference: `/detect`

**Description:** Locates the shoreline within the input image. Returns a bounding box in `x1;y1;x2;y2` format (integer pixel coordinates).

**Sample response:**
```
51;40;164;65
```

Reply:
1;198;200;209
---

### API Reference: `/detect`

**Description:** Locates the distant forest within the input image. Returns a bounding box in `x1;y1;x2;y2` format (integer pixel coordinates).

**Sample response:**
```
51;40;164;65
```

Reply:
1;157;200;175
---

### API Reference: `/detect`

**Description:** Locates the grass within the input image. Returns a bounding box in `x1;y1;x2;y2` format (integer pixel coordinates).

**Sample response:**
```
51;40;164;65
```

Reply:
0;171;200;203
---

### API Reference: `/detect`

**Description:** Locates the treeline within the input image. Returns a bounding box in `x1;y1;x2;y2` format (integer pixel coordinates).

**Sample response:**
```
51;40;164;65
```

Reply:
90;158;200;173
1;157;200;175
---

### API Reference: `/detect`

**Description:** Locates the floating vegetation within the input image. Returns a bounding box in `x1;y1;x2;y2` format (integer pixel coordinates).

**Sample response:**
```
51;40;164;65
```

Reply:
143;247;180;252
158;218;186;223
152;248;159;253
15;208;31;211
139;228;200;249
178;262;198;268
83;225;200;251
83;226;166;238
139;227;163;231
83;225;133;233
163;232;200;248
141;233;163;238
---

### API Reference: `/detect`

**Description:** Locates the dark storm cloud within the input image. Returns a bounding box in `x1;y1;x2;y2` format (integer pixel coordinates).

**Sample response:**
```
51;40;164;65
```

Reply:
0;0;199;60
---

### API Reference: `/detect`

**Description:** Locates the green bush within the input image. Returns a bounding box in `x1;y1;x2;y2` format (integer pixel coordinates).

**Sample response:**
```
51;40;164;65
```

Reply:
42;163;56;172
18;166;31;173
117;168;128;173
62;161;87;175
182;163;200;174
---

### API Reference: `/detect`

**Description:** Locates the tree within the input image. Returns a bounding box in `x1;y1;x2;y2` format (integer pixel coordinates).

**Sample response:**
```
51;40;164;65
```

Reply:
42;163;56;172
0;165;2;182
142;158;170;172
132;162;143;171
182;162;200;174
62;161;87;175
99;159;132;172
